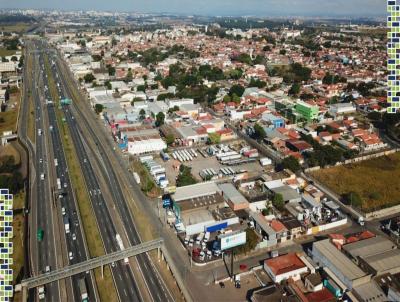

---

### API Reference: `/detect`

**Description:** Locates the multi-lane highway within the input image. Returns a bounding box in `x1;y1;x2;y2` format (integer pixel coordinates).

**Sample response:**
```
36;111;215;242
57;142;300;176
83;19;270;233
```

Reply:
30;43;61;302
49;43;175;302
38;47;99;302
45;48;144;301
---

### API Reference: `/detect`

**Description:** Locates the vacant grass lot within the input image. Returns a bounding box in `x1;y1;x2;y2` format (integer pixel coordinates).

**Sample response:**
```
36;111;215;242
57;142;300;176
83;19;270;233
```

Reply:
0;48;16;57
311;152;400;212
0;92;20;134
0;23;31;33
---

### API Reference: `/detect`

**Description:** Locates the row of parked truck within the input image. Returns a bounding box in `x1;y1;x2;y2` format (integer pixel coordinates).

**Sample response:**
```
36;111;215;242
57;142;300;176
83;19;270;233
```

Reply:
140;155;169;189
172;148;198;162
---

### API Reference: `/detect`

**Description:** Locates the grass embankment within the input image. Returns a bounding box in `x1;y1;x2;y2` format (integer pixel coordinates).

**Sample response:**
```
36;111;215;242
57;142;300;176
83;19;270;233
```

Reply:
0;48;16;57
12;193;25;281
132;159;161;198
311;152;400;212
0;23;31;33
26;52;35;143
0;91;20;134
43;56;117;301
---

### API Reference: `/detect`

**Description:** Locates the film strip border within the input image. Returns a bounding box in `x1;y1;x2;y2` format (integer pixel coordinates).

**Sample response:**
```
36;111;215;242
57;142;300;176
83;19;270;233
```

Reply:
0;189;13;301
388;0;400;113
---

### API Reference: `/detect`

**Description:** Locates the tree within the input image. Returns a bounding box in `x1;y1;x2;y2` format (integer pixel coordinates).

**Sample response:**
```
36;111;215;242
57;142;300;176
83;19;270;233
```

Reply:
107;65;116;76
176;165;197;187
279;49;287;55
139;109;146;120
84;73;95;83
343;191;363;208
137;85;146;92
272;193;285;211
282;156;301;173
288;83;301;96
165;134;175;146
253;123;266;140
94;104;104;114
126;70;133;82
155;112;165;127
10;56;18;62
131;97;144;105
229;84;245;97
223;95;231;103
105;80;112;90
208;133;221;144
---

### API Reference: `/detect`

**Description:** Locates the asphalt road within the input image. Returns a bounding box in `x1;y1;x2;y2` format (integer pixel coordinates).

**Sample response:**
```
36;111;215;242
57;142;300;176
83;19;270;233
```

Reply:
51;44;174;302
45;46;143;301
31;45;61;302
36;45;99;302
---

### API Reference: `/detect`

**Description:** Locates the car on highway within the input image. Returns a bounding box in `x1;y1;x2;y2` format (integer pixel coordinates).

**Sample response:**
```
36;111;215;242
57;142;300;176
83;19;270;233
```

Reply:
64;182;67;188
72;233;76;240
45;266;50;273
39;158;43;164
61;207;66;215
69;252;73;261
111;262;116;268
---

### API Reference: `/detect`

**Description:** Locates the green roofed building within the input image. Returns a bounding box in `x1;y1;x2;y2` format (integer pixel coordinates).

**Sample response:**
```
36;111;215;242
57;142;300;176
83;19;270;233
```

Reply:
295;100;319;122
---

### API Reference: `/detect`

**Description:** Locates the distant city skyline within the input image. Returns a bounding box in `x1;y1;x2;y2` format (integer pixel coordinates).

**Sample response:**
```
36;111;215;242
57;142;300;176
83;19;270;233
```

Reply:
0;0;386;17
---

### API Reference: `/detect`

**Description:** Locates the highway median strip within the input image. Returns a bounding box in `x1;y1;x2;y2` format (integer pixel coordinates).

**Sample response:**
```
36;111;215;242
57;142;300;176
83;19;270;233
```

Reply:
43;55;117;302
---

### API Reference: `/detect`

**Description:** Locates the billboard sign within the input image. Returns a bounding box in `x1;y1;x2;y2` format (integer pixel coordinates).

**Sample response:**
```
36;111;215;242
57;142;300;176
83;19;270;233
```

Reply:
219;231;246;251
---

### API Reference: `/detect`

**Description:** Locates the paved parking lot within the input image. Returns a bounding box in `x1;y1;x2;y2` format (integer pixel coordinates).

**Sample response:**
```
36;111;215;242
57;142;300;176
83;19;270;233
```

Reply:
154;147;265;186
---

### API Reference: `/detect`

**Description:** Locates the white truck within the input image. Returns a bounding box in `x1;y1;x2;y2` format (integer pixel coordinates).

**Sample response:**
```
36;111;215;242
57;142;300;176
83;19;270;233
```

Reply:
57;178;61;190
133;172;141;184
40;173;45;181
63;216;70;234
116;234;129;263
38;286;45;300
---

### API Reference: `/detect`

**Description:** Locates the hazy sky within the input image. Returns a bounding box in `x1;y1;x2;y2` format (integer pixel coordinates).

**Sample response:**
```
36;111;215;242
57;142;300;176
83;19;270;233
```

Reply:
0;0;386;17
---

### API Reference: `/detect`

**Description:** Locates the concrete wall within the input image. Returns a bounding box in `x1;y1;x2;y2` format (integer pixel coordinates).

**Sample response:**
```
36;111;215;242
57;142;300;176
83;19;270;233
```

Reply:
305;218;348;235
304;149;399;173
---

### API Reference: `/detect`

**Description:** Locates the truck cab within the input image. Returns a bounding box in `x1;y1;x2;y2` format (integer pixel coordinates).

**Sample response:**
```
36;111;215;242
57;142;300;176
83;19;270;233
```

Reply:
38;286;45;300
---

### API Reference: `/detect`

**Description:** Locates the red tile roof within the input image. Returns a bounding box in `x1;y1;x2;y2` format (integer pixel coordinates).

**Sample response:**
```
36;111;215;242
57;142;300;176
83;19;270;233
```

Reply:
265;253;306;276
270;220;287;233
306;288;335;302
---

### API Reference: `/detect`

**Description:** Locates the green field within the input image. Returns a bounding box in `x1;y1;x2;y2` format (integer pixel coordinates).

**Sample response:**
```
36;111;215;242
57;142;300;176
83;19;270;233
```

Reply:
311;152;400;212
0;23;31;33
0;48;16;57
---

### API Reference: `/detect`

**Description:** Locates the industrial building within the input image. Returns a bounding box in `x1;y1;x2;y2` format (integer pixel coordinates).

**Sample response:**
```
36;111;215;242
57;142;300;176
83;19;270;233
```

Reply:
218;183;249;211
312;239;371;289
171;182;239;235
342;235;400;276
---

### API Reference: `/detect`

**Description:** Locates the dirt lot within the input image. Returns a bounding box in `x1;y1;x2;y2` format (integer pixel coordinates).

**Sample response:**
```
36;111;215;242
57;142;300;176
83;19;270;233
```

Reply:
207;273;262;302
311;152;400;212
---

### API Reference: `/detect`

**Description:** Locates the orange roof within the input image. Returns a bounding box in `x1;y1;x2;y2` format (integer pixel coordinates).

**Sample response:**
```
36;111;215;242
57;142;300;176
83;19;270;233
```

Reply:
265;253;306;276
359;230;375;240
306;288;335;302
270;220;287;232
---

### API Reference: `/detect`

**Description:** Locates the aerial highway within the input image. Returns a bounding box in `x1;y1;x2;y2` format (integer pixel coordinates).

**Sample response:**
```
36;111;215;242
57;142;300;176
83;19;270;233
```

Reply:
30;42;61;302
37;46;99;302
48;42;175;302
43;46;144;301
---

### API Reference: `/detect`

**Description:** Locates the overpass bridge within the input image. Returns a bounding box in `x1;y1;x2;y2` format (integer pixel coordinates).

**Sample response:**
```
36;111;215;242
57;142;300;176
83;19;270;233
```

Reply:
19;239;163;299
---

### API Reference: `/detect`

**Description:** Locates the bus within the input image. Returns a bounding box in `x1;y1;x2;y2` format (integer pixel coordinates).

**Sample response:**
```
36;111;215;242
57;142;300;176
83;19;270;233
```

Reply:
37;228;44;242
